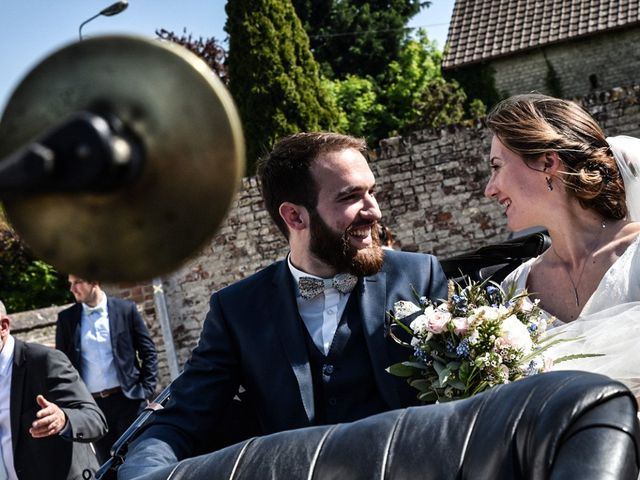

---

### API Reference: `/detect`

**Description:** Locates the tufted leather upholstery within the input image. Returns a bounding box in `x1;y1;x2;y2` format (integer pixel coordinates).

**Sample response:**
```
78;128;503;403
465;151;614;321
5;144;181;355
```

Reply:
120;371;640;480
441;231;551;284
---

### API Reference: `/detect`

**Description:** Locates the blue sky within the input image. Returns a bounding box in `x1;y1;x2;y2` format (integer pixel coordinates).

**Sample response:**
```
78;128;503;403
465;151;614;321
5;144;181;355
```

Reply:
0;0;455;112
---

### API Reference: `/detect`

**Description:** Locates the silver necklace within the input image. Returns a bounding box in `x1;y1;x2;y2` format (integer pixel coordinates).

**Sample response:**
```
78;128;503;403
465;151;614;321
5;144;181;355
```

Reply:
550;219;606;307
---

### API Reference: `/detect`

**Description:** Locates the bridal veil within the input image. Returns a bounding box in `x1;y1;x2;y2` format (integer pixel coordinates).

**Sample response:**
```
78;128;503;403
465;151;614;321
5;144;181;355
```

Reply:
608;135;640;221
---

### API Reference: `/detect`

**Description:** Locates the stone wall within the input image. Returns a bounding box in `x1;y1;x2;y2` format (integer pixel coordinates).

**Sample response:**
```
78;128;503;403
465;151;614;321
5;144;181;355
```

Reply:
9;283;170;396
10;84;640;390
491;27;640;98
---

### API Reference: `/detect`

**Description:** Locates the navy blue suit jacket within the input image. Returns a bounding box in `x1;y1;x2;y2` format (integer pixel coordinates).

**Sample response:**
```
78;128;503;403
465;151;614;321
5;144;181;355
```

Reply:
126;250;447;467
55;296;158;400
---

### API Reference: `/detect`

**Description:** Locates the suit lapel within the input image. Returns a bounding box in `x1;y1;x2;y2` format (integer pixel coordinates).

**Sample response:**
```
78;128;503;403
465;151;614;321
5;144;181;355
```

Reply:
359;270;402;409
271;261;315;424
10;339;26;453
106;296;117;350
71;303;83;352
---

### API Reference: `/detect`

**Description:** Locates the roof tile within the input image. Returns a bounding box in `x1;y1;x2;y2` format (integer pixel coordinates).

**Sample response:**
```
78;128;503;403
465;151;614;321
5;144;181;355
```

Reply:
443;0;640;69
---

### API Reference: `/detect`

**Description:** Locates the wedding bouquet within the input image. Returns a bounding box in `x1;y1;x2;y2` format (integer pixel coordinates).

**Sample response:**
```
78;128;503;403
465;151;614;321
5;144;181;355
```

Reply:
387;279;592;402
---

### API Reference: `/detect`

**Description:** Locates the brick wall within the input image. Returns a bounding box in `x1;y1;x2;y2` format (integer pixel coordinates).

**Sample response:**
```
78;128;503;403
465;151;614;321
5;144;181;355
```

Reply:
492;28;640;98
11;84;640;390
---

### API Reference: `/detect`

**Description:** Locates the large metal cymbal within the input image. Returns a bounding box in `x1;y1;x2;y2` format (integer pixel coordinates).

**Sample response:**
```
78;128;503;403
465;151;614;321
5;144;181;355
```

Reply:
0;35;244;282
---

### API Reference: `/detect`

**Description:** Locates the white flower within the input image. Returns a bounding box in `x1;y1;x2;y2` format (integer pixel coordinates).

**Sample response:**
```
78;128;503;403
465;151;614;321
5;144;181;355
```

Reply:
393;300;422;320
499;315;533;354
471;305;509;323
410;313;429;335
520;297;535;313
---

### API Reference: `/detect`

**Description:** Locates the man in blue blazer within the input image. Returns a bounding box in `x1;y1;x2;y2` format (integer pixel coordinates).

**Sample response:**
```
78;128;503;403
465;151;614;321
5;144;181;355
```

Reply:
56;278;158;464
119;132;447;478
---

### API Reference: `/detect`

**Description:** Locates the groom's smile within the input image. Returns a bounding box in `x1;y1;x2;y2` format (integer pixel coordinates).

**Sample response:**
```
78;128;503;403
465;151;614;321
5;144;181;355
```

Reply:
306;147;384;276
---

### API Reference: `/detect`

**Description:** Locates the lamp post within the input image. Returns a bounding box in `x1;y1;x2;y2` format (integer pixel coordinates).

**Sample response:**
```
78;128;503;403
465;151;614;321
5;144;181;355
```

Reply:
78;0;129;40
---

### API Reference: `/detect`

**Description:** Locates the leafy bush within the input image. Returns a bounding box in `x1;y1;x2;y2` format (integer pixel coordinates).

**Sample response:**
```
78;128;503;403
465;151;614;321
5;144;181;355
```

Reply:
0;227;72;313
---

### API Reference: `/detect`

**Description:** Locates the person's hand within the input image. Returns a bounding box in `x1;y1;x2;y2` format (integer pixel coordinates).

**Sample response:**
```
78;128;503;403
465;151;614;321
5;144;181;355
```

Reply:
29;394;67;438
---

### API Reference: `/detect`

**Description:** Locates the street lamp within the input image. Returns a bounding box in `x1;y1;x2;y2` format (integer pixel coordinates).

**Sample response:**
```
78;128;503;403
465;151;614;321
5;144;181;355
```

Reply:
78;0;129;40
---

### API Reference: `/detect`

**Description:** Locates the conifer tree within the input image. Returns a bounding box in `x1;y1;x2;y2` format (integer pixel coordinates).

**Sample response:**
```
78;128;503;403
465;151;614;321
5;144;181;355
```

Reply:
225;0;339;173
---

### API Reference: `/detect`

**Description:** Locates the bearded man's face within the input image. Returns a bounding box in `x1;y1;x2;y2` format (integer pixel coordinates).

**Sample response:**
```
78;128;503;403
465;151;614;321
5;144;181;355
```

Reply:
308;208;384;276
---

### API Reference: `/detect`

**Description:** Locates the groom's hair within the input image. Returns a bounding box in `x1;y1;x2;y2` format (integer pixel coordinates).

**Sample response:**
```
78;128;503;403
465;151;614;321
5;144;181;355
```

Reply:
257;132;368;239
487;93;627;220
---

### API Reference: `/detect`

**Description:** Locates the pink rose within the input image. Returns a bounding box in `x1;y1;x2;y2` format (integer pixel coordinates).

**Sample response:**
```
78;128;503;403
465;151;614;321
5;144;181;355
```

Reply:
425;308;452;334
452;316;472;335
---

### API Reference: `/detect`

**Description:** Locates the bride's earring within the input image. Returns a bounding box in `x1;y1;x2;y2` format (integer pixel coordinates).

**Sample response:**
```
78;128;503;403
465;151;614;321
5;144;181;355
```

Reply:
543;162;554;192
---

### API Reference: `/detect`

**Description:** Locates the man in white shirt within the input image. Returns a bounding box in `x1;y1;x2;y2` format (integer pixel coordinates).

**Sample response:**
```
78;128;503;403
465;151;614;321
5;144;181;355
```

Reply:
56;277;158;464
0;300;107;480
120;132;448;478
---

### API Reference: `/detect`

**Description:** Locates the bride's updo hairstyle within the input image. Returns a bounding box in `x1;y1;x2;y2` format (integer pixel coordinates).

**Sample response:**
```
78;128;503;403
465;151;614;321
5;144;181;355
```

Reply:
486;93;627;220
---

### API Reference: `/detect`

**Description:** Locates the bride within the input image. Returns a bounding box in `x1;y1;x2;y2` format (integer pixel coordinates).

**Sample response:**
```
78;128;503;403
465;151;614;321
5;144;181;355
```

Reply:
483;94;640;397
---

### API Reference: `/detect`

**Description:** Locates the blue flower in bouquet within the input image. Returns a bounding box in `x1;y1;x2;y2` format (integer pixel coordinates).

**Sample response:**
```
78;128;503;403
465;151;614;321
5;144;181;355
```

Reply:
456;338;470;359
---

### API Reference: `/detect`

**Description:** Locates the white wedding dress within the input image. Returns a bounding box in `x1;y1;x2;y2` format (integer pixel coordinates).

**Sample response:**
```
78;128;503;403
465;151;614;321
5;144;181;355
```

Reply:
502;235;640;396
501;135;640;397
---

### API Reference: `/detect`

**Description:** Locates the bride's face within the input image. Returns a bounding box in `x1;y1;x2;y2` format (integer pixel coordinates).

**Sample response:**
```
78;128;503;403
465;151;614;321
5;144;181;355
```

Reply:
484;136;548;231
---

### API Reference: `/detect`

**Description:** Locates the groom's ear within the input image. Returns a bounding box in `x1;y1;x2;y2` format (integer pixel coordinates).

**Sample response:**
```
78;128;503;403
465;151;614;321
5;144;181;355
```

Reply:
279;202;309;232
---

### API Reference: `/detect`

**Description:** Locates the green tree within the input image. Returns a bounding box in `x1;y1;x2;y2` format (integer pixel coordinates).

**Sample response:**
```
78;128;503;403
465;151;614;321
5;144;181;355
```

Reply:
323;75;383;140
225;0;339;173
444;63;503;113
292;0;428;80
402;76;467;133
376;31;470;140
0;227;72;313
378;30;443;134
327;30;473;147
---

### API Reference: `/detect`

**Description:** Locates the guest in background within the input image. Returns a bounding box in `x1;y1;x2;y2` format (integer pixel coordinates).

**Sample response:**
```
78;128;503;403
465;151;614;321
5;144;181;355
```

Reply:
0;299;107;480
379;223;396;250
55;276;158;463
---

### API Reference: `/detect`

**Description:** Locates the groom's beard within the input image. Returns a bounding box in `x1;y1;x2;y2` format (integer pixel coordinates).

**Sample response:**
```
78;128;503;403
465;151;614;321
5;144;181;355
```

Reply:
308;210;384;277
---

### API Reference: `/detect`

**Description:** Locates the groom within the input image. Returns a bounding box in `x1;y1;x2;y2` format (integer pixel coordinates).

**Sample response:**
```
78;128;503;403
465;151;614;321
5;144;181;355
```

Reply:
120;132;447;476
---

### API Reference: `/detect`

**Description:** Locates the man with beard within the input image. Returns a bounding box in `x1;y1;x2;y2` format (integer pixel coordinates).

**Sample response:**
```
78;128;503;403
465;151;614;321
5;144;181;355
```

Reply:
119;132;447;478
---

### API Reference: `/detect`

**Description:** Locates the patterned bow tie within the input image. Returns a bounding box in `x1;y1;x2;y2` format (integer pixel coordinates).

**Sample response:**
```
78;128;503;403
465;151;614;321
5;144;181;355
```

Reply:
298;273;358;300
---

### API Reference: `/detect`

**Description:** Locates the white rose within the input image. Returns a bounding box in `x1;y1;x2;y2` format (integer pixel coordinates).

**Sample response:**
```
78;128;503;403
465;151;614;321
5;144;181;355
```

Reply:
473;305;508;321
499;315;533;354
410;313;429;335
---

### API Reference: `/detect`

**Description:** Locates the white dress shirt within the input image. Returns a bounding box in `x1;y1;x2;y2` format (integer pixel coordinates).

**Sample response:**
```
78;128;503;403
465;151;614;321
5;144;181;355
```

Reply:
288;256;352;355
0;335;18;480
80;295;120;393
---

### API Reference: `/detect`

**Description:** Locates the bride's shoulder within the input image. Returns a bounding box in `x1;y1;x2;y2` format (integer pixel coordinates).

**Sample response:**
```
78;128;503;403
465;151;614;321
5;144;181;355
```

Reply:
500;256;538;290
611;221;640;257
617;221;640;243
626;221;640;232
